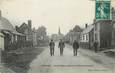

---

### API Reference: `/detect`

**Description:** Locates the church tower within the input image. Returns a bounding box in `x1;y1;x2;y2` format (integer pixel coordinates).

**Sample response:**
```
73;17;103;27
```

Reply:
58;27;61;35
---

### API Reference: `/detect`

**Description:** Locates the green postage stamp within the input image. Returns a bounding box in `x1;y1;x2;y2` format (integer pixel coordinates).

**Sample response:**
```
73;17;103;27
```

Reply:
95;0;111;20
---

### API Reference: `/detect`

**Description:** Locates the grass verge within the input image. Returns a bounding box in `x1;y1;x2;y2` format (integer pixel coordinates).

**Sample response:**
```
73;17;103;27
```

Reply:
2;47;44;73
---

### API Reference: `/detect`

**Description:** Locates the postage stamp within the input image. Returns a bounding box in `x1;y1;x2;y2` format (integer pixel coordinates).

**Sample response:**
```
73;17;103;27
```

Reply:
95;1;111;20
96;0;111;1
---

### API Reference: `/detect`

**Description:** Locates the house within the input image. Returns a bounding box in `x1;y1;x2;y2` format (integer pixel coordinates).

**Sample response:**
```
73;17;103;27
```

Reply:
16;20;38;46
94;20;112;49
80;24;94;49
80;20;112;50
0;10;26;51
16;20;33;42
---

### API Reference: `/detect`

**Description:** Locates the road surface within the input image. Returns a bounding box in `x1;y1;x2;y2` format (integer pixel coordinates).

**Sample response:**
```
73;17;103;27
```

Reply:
28;43;114;73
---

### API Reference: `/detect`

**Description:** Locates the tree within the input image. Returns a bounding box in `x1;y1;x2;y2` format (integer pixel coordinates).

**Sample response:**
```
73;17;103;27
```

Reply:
37;26;47;40
64;25;82;44
72;25;82;32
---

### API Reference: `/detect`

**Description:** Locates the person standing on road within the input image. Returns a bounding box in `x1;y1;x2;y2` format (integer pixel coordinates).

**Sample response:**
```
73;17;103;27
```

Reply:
49;39;55;56
93;41;98;53
72;40;79;56
58;39;65;56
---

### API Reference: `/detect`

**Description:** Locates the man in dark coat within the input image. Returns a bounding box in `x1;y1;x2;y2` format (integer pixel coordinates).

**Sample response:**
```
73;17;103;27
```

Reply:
93;41;98;53
73;40;79;56
49;39;55;56
58;39;65;56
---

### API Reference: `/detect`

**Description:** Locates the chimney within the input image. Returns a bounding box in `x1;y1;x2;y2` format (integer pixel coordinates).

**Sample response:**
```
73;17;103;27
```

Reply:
28;20;32;29
85;24;88;28
15;26;19;31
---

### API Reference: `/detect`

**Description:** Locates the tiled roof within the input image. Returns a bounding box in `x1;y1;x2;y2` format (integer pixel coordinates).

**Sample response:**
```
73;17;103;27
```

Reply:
0;17;15;32
19;22;33;34
0;17;25;36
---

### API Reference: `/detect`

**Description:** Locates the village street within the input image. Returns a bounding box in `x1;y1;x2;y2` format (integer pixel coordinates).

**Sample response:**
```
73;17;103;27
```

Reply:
28;43;115;73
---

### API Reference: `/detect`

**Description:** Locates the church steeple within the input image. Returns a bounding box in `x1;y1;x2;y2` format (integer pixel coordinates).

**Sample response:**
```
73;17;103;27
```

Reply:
58;27;61;35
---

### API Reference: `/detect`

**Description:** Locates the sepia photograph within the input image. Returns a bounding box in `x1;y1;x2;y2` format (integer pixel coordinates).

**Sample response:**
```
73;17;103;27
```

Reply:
0;0;115;73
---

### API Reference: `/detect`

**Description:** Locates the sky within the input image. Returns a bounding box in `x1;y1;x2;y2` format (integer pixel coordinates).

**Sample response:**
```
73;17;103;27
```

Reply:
0;0;115;35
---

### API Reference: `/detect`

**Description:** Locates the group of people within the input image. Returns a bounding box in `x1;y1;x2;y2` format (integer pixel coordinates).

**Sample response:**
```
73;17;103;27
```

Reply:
49;39;79;56
49;39;99;56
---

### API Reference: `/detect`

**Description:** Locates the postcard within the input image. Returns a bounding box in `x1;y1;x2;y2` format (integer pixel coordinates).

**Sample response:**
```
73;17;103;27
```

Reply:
0;0;115;73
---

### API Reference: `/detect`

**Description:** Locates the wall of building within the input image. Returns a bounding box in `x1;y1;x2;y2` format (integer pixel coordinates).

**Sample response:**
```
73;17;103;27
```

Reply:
80;33;89;43
94;22;101;47
33;32;37;46
80;25;94;49
89;29;94;49
112;8;115;21
0;32;4;50
101;21;112;48
94;20;112;49
111;8;115;47
111;26;115;47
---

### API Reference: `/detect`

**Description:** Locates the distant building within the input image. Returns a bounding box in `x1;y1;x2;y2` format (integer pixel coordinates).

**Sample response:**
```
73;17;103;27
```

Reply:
51;27;64;41
51;34;59;41
58;27;64;40
80;24;94;49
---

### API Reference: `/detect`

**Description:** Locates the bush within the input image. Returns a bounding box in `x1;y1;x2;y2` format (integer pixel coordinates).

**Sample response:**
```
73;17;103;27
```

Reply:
5;40;33;51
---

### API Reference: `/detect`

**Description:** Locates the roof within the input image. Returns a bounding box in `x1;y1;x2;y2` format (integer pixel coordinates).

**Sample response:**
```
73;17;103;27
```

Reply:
0;17;15;32
0;32;4;36
81;25;94;34
0;17;25;36
12;30;26;36
18;22;33;34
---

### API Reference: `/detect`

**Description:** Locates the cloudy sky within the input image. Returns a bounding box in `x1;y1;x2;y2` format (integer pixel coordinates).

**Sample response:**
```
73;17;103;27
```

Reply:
0;0;115;35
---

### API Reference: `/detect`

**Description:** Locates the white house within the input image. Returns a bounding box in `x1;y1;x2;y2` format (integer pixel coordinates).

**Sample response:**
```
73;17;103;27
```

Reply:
80;25;93;43
80;24;94;49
